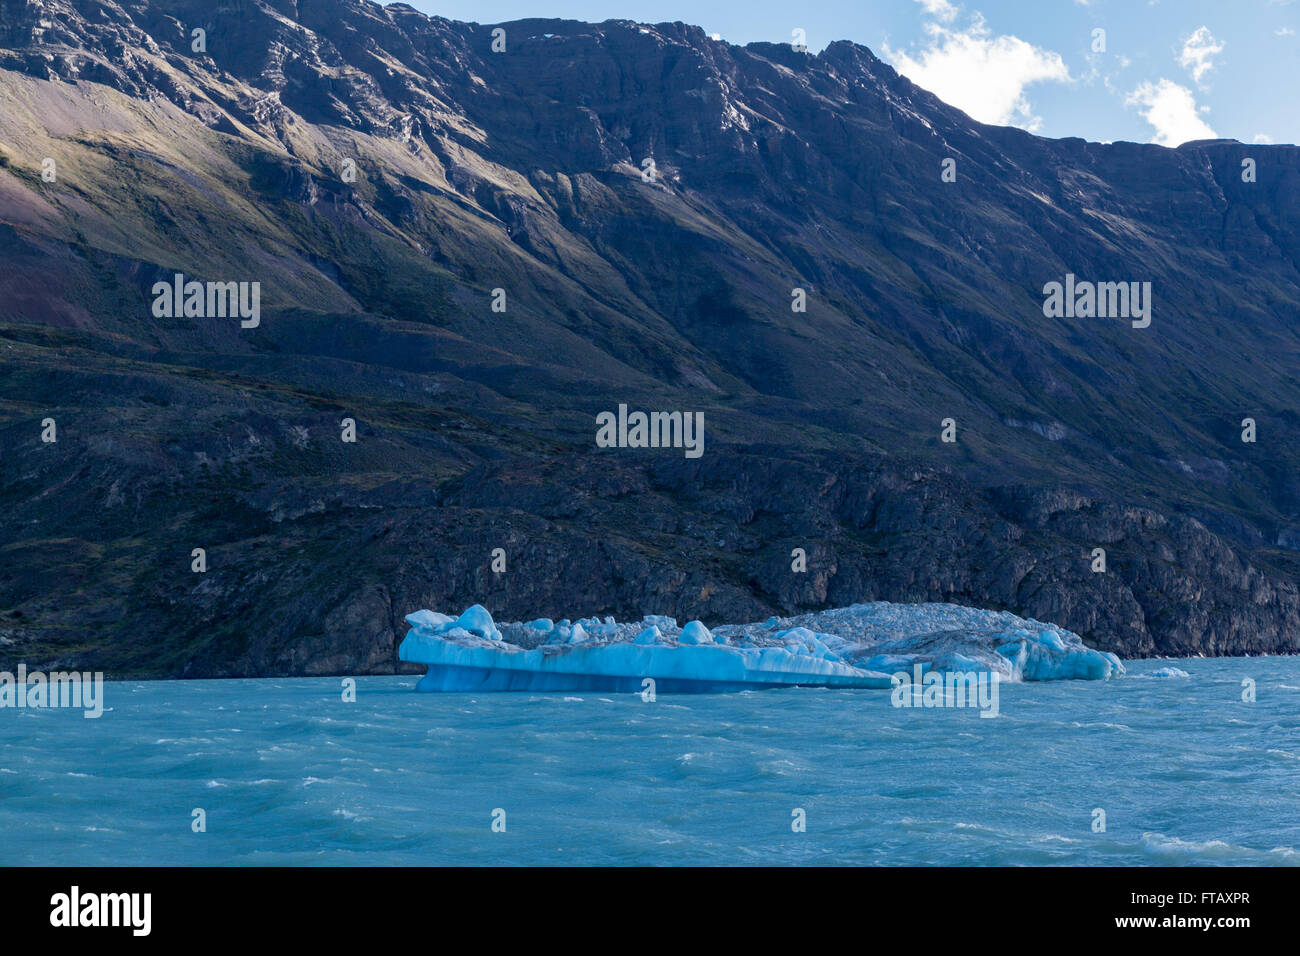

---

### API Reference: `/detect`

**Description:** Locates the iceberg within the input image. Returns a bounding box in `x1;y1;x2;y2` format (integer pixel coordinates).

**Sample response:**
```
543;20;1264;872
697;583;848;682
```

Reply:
1134;666;1191;679
399;601;1125;693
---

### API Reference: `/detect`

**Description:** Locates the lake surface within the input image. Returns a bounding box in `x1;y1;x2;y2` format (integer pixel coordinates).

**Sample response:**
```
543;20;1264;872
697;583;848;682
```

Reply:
2;657;1297;865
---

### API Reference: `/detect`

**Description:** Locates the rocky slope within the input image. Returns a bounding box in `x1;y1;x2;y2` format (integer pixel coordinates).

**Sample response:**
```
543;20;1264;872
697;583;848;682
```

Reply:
0;0;1298;676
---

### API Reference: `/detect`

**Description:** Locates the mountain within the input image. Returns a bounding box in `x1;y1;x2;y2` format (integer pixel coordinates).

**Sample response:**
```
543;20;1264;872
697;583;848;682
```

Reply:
1;0;1298;677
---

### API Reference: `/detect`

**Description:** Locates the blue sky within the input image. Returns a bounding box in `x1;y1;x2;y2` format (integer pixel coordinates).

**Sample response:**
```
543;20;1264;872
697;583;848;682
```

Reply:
400;0;1298;146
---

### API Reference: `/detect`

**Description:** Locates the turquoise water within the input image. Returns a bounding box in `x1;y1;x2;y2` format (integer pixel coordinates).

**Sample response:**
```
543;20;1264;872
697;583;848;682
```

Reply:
2;657;1297;865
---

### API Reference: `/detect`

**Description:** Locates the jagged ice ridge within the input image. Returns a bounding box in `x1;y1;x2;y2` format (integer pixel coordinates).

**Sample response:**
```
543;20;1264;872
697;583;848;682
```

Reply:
399;602;1125;692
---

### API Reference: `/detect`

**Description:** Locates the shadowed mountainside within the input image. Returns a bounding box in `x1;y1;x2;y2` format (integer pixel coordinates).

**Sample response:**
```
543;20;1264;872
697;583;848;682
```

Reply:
1;0;1299;676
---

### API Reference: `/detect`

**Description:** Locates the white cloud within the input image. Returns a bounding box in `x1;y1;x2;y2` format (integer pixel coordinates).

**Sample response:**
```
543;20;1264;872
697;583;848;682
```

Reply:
1277;27;1296;37
885;15;1070;131
1125;79;1217;146
1253;134;1274;144
913;0;959;21
1179;26;1223;87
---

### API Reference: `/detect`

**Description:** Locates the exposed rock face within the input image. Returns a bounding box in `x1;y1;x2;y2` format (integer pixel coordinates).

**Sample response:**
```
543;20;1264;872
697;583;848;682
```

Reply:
1;0;1298;676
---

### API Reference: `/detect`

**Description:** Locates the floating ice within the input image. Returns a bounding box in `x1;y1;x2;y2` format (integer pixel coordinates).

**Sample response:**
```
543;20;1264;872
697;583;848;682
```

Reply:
1135;666;1191;679
399;601;1125;693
